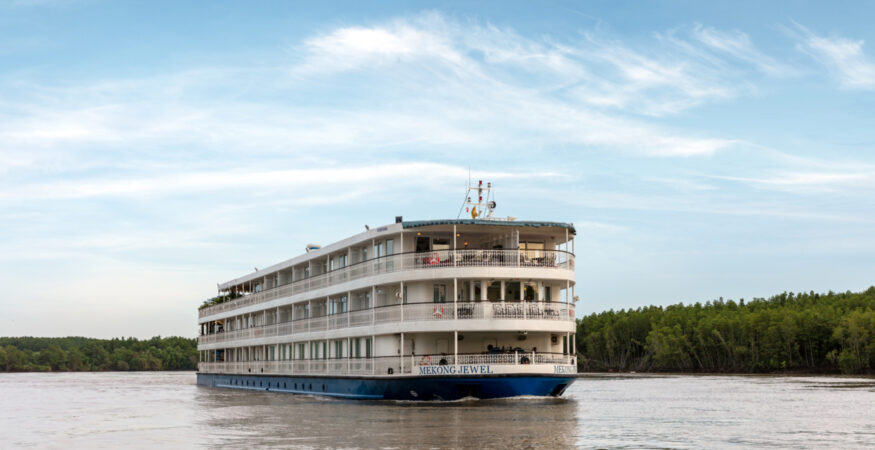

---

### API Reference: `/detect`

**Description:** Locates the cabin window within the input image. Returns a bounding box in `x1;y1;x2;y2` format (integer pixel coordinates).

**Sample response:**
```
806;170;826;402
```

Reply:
433;284;447;303
487;281;501;301
386;239;395;270
432;238;450;251
545;286;552;302
361;247;368;261
506;281;521;301
374;241;384;258
335;340;344;358
415;236;430;252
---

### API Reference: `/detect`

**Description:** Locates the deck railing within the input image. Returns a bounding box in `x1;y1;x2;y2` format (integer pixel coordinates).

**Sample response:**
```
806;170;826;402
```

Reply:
199;249;574;318
198;301;575;346
197;352;574;377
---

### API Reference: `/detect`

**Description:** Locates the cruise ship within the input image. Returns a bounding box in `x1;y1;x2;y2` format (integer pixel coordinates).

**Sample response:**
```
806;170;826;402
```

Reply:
196;182;578;400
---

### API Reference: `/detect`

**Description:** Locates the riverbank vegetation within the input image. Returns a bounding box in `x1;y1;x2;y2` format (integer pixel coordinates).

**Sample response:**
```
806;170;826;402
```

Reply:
0;336;197;372
577;287;875;374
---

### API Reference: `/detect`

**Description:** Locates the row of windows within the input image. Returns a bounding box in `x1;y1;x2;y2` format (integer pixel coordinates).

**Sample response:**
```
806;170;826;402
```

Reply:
227;338;373;362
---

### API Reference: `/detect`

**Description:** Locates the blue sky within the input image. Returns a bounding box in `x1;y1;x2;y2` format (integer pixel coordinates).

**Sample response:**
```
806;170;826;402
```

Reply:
1;1;874;338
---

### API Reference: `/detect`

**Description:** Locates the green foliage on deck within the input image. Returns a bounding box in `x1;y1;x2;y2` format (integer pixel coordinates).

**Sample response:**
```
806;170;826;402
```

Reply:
576;287;875;374
0;336;197;372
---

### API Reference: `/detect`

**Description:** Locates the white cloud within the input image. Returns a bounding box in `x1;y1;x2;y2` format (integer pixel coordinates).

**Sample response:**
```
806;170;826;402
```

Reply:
710;171;873;188
791;23;875;90
691;25;795;76
0;162;558;200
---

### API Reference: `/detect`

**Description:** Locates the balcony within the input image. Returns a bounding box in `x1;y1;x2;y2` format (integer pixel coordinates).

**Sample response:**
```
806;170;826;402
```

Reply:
198;301;576;346
197;351;575;377
199;249;574;318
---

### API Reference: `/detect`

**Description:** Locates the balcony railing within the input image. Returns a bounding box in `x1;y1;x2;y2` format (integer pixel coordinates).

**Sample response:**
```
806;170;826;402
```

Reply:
199;249;574;318
198;301;575;346
197;352;574;377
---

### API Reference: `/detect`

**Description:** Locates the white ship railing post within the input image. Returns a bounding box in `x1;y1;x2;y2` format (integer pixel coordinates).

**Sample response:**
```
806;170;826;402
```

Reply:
400;332;404;375
454;330;458;367
453;225;457;267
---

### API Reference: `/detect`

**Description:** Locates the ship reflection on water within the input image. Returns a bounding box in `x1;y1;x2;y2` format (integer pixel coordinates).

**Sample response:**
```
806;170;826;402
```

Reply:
196;386;578;448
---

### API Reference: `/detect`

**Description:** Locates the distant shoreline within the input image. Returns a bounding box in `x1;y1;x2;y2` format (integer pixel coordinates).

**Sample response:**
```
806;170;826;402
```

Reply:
0;336;198;372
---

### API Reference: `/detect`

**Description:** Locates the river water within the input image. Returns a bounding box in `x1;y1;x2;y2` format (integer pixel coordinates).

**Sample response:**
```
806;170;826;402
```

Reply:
1;372;873;449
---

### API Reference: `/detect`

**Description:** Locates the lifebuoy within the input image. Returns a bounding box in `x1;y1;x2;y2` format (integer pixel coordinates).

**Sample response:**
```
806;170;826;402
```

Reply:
433;305;444;318
420;355;431;366
520;356;531;365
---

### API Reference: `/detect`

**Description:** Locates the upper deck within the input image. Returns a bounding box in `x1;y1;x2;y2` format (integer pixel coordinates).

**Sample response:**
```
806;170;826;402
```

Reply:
198;219;576;320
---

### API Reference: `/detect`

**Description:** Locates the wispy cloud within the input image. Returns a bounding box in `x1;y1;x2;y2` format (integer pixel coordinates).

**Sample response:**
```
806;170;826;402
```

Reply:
690;24;796;76
789;22;875;90
708;171;874;190
0;162;558;200
0;14;749;169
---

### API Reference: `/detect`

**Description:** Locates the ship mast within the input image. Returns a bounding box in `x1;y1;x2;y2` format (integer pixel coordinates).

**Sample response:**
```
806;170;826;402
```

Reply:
458;179;497;220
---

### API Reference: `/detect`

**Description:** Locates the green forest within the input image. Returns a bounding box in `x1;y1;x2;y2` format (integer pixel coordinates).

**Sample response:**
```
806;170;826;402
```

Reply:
0;336;197;372
576;287;875;374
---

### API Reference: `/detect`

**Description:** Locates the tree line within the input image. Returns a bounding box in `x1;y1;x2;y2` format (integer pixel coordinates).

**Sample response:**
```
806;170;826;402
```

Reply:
0;336;197;372
576;287;875;374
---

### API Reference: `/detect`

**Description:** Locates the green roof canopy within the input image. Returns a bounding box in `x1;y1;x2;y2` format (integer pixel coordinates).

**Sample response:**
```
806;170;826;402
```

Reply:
402;219;575;234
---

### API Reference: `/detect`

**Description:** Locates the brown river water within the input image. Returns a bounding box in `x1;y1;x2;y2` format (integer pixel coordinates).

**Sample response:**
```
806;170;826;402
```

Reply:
0;371;873;448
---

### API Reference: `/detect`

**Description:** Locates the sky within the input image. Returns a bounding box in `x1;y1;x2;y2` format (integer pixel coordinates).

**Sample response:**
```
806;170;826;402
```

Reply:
1;1;874;339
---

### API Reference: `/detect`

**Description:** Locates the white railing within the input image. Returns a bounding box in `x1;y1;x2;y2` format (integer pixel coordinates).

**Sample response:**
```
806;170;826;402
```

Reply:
198;302;575;346
198;352;574;376
199;249;574;317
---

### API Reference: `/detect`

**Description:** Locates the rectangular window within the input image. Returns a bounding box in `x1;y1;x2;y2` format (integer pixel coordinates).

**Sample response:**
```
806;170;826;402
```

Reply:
433;284;447;303
506;281;521;301
545;286;552;302
432;238;450;251
366;338;372;358
386;239;394;271
487;281;501;301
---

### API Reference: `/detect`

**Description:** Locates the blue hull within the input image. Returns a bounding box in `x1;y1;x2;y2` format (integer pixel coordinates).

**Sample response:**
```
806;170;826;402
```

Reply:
197;372;575;400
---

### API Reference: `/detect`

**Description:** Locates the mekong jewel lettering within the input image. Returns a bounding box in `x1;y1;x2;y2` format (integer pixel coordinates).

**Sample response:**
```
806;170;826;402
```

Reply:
417;365;495;375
